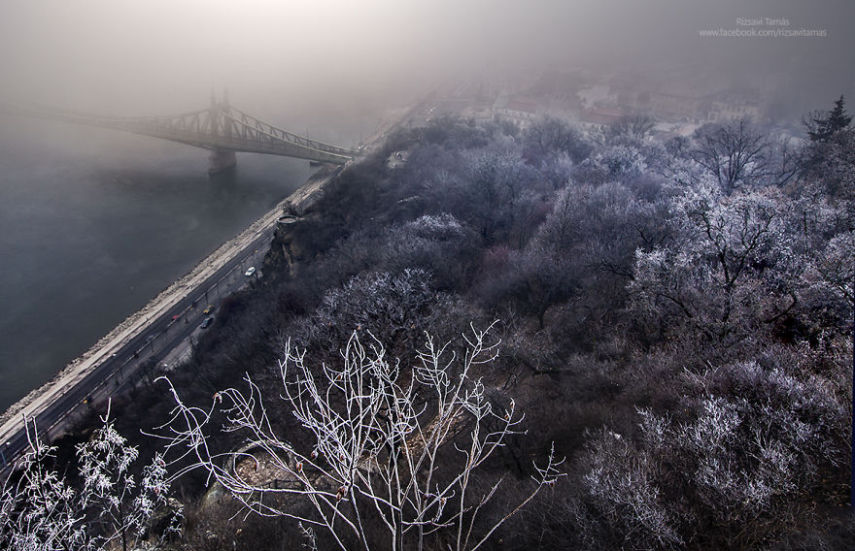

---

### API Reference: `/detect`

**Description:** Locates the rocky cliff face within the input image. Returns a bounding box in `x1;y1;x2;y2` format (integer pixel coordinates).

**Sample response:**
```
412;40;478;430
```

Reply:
263;164;343;279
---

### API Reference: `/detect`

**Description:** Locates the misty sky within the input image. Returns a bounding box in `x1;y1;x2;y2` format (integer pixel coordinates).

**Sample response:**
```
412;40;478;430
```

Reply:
0;0;853;122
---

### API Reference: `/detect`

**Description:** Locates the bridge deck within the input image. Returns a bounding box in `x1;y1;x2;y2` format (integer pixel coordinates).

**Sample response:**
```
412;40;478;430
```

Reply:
7;100;355;165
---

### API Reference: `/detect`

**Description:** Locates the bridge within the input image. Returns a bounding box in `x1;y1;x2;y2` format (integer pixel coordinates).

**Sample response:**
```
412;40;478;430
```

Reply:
6;95;355;173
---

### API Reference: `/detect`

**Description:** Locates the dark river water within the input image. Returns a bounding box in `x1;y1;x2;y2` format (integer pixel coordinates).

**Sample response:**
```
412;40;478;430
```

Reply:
0;116;312;411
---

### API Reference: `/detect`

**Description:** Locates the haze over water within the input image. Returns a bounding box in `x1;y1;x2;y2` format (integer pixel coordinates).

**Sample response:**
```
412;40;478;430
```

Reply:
0;116;313;410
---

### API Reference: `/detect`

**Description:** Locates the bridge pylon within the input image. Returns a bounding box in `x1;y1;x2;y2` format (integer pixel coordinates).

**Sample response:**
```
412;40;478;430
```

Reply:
208;149;237;174
206;93;236;174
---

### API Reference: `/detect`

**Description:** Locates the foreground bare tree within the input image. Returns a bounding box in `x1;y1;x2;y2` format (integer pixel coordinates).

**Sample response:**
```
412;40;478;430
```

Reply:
158;325;562;551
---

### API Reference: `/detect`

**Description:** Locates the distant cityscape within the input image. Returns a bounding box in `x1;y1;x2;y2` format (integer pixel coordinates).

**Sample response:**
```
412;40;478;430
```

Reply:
427;69;779;140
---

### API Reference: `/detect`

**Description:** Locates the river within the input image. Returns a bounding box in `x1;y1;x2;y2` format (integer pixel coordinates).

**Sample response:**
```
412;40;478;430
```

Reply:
0;115;312;411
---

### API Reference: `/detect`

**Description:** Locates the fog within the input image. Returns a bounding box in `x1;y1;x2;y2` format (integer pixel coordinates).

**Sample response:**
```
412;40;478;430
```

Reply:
1;0;853;140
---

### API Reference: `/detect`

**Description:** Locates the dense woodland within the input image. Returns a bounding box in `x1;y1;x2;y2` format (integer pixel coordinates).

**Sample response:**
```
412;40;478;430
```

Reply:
3;97;854;550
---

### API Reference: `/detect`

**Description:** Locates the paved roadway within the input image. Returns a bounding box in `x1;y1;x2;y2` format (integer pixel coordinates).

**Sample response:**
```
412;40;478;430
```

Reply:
0;117;384;473
0;220;276;472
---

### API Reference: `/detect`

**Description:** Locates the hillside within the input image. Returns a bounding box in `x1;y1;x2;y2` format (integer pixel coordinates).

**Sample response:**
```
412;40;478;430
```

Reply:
4;102;855;550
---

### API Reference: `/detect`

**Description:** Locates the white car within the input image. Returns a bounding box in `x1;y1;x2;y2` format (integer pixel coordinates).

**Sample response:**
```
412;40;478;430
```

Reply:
244;266;256;277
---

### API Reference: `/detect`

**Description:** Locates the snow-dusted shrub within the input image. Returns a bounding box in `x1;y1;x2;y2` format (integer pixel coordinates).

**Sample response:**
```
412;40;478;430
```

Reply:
575;347;847;550
1;412;179;551
287;269;449;359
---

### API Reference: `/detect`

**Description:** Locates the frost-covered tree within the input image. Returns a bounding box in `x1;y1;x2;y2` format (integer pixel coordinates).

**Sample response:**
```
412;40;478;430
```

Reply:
605;114;656;144
691;119;770;193
572;143;649;186
539;181;670;271
799;115;855;202
158;326;563;551
522;115;592;164
805;95;852;144
378;214;480;290
1;427;89;551
630;184;796;343
0;413;179;551
76;412;178;551
288;269;446;359
576;348;847;549
459;141;544;243
796;230;855;334
482;243;577;330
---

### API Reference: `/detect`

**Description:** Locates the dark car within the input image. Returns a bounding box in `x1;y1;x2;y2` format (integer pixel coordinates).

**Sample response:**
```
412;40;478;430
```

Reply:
200;317;214;329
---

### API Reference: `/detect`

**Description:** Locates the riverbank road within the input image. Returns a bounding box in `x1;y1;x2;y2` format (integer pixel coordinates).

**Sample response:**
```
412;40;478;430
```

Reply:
0;189;292;472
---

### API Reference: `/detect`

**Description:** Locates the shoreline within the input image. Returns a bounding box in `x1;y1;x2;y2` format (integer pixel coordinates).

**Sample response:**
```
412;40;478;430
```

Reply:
0;164;340;437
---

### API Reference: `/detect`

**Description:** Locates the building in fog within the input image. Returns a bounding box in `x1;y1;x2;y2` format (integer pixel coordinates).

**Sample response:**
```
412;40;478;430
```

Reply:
707;93;763;122
496;96;540;127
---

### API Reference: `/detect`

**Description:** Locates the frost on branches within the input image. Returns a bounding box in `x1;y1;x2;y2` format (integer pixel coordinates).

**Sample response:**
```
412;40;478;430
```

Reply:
630;183;796;343
576;351;847;549
0;411;180;551
158;325;563;551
